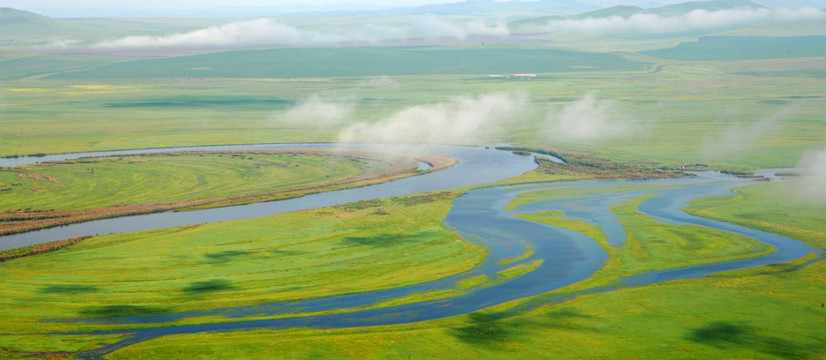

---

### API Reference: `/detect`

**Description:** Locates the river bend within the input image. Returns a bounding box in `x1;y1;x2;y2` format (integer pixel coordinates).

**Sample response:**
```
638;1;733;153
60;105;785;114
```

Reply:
0;145;818;359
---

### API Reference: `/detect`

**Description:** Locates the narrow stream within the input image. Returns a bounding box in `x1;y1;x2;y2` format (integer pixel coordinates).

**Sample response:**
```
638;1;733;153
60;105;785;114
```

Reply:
71;172;819;359
1;145;819;359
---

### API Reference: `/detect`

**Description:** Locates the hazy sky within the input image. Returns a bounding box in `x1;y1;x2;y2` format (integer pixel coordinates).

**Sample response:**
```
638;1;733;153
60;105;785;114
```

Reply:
9;0;826;18
8;0;826;11
3;0;457;9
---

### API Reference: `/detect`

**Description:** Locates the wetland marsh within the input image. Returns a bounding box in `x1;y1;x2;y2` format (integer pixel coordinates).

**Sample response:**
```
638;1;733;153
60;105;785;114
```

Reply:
1;0;825;358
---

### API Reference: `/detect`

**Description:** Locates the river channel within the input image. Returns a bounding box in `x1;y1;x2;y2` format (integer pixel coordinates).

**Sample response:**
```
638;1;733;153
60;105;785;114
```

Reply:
0;145;820;359
0;144;541;251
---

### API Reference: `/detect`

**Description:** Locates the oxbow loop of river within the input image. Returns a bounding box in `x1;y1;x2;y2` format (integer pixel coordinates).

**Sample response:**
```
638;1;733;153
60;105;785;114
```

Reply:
0;144;820;360
0;143;543;250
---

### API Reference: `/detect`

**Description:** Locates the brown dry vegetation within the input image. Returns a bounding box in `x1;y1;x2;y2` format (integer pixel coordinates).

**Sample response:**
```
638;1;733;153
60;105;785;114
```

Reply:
498;147;685;180
0;235;92;262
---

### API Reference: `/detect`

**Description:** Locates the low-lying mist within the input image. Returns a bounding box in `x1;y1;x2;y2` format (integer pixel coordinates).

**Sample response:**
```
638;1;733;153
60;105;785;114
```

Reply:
701;103;800;162
518;7;826;35
337;91;528;145
40;6;826;49
793;147;826;202
59;16;509;50
411;15;509;40
274;95;355;127
544;91;647;141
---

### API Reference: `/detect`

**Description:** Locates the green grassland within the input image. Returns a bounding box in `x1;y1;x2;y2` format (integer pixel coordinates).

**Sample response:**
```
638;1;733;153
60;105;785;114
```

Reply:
2;176;816;358
0;54;132;81
44;47;646;80
0;192;483;339
687;180;826;250
0;7;222;43
107;255;825;360
1;14;825;359
642;35;826;61
2;44;825;169
0;152;386;212
517;192;772;291
609;197;769;269
102;182;826;360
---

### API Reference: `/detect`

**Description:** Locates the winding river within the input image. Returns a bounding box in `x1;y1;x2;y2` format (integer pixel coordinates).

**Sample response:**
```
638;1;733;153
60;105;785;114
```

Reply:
0;144;539;251
0;144;820;359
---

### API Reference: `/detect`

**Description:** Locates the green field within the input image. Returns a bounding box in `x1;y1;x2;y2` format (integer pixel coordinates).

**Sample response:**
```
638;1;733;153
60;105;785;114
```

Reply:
0;193;483;339
3;177;821;358
687;180;826;250
518;194;774;290
0;54;130;81
2;49;824;168
642;35;826;61
1;3;825;359
43;47;646;80
0;152;388;212
100;182;826;360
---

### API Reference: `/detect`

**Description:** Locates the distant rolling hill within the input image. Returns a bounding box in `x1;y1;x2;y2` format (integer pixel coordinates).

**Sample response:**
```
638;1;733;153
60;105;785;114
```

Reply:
569;5;647;19
376;0;599;16
0;7;220;43
0;7;52;26
642;35;826;60
0;7;76;40
653;0;762;14
752;0;826;7
510;0;764;30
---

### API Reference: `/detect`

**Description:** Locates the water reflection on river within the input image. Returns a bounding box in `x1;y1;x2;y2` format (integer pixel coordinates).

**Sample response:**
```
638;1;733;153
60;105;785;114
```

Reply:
0;144;540;251
2;145;820;359
72;170;819;360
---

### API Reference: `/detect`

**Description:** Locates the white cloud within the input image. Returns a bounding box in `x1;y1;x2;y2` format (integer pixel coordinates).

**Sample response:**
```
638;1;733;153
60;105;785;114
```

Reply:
65;16;510;50
411;15;509;40
520;7;826;35
95;19;303;49
338;91;528;145
775;6;826;22
305;23;409;45
276;95;355;126
544;91;646;141
41;6;826;49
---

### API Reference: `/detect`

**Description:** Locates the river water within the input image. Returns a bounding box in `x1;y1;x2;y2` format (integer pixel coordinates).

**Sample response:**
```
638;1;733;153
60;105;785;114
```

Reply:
1;145;819;359
0;144;539;251
73;171;819;360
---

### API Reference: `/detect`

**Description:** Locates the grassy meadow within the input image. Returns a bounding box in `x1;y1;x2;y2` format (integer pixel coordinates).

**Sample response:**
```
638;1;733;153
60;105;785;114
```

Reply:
518;193;774;291
0;152;388;212
0;149;434;236
687;180;826;250
105;256;826;360
0;193;483;338
2;176;822;358
2;46;824;169
101;181;826;360
1;4;825;359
